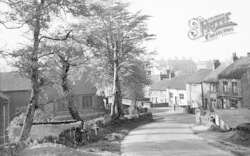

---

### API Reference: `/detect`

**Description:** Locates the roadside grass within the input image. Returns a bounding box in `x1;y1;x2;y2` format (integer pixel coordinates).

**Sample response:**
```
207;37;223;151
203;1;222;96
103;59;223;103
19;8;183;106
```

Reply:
10;122;82;142
9;114;105;142
191;125;250;156
19;143;90;156
16;113;153;156
19;120;152;156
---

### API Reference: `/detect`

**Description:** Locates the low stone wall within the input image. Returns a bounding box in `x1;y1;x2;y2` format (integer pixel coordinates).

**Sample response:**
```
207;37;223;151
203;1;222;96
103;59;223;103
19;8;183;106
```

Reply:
152;103;168;108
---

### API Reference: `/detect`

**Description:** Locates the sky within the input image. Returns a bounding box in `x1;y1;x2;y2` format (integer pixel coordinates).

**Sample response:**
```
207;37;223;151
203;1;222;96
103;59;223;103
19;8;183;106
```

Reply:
126;0;250;61
1;0;250;71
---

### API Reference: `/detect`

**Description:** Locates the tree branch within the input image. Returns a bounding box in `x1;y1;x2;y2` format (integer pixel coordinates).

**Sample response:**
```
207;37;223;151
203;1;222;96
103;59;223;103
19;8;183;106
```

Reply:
38;30;73;42
0;20;30;29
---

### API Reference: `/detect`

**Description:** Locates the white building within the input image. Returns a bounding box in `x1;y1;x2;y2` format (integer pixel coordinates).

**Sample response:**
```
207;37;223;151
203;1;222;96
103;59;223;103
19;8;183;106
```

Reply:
185;69;212;108
166;74;191;107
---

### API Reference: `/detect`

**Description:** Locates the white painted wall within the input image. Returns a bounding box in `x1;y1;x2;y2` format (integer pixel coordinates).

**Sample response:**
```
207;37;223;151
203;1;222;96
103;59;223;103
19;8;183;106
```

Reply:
186;83;203;108
167;89;188;106
150;90;168;103
151;66;161;75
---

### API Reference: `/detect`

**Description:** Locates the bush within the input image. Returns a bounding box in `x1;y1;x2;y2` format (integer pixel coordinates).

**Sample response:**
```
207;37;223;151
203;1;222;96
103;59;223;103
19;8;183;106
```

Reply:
128;105;139;118
7;113;26;142
7;109;53;142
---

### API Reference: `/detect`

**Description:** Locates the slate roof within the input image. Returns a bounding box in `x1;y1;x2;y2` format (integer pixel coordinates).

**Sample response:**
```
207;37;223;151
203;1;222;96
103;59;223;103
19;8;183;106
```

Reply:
150;79;171;91
0;72;31;91
150;75;161;84
0;71;97;95
167;74;192;90
218;57;250;79
185;69;212;83
150;74;192;91
215;108;250;128
203;65;227;83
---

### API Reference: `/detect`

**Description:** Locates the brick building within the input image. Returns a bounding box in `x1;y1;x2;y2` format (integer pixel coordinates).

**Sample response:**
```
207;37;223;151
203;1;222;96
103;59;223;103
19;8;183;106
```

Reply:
217;54;250;109
202;61;227;110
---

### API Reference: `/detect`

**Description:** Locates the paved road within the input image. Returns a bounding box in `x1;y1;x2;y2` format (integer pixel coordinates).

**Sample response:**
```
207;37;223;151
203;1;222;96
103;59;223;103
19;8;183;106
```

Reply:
121;110;233;156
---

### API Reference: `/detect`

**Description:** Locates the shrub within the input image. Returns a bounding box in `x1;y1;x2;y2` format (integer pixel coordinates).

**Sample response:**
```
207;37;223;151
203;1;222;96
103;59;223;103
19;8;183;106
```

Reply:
53;111;153;147
128;105;139;118
7;113;26;142
7;109;53;142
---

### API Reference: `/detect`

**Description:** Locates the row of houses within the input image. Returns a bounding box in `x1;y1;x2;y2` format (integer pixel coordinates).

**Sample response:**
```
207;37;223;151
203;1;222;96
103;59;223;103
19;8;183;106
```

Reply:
150;53;250;112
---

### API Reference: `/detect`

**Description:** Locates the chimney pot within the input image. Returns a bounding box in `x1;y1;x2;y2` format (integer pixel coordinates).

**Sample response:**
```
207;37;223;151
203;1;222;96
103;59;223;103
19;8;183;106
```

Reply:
213;60;220;70
232;53;238;62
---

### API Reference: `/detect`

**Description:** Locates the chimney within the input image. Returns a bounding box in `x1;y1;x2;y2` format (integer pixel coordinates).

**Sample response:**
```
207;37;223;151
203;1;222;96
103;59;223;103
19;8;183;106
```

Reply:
247;52;250;57
213;60;221;70
232;53;238;62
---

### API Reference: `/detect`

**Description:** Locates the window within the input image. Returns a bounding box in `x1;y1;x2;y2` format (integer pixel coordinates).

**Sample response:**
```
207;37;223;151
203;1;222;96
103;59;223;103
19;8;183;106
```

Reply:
223;81;228;92
169;92;173;98
82;96;93;108
230;99;238;108
210;83;216;92
232;82;237;93
179;94;184;99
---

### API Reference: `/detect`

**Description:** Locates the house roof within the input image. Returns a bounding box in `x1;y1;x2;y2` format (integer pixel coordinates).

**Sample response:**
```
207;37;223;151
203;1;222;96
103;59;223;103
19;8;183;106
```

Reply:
73;70;97;95
150;74;192;91
203;65;227;83
0;71;97;95
215;108;250;128
150;75;161;84
218;57;250;79
150;79;171;91
167;74;192;90
0;72;31;91
185;69;212;83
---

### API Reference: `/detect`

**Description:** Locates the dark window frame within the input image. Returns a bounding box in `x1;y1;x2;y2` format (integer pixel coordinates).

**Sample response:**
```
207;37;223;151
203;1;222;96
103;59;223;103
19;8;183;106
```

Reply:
223;81;228;93
82;95;93;108
232;82;237;93
169;92;173;98
179;93;184;99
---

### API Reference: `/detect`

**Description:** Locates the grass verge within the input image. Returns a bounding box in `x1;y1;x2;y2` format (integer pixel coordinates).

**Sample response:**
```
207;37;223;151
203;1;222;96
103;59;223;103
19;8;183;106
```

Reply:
191;124;250;156
76;119;153;156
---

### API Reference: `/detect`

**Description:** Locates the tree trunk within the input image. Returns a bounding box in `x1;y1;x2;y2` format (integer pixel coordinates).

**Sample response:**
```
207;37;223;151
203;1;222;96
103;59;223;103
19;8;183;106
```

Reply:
111;57;118;118
116;74;122;117
111;43;122;119
19;0;44;141
61;61;83;122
